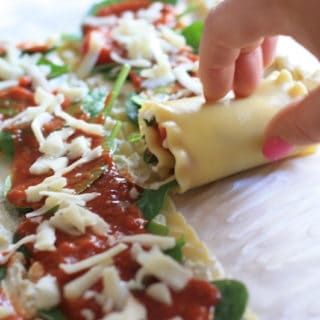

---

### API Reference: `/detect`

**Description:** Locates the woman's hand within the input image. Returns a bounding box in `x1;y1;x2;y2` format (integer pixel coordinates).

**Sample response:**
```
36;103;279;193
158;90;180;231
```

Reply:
199;0;320;160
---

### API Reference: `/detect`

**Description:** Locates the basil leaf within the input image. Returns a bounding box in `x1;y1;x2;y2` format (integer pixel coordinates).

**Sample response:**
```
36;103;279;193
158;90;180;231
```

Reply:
137;180;177;220
82;88;106;118
212;279;249;320
125;93;141;126
182;21;204;53
0;266;6;281
0;131;14;158
87;0;122;16
146;221;169;236
3;175;11;198
37;57;70;79
39;308;67;320
164;237;185;262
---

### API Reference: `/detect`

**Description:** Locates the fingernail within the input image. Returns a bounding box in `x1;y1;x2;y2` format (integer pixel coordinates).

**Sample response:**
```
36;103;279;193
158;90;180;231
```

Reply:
262;136;294;161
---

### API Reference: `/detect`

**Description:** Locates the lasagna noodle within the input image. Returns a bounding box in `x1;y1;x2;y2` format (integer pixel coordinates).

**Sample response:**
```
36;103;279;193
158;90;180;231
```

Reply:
139;70;316;192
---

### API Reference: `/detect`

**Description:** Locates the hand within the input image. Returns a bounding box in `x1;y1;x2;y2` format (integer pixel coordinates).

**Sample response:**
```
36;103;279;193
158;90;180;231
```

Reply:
199;0;320;160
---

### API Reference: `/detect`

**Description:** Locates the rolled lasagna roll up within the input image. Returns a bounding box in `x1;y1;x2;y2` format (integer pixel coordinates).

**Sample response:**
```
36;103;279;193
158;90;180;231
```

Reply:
139;70;316;192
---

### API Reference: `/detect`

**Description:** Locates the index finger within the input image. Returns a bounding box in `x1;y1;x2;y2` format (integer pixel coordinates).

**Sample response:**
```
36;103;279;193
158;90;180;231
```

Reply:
199;0;276;101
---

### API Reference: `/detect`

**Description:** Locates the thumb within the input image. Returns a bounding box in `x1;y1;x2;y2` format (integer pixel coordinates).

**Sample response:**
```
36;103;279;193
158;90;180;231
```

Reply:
262;86;320;160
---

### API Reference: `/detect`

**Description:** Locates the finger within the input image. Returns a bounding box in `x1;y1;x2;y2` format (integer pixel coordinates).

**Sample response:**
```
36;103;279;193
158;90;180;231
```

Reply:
233;46;263;98
199;35;239;101
262;36;278;68
263;86;320;160
199;62;236;102
199;0;277;102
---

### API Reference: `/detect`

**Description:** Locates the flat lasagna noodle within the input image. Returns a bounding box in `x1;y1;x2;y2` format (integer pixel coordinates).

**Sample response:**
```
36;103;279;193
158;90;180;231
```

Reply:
139;69;316;192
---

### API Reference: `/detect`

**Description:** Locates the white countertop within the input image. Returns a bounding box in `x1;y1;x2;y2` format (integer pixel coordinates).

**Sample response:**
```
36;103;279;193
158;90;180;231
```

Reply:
1;1;320;319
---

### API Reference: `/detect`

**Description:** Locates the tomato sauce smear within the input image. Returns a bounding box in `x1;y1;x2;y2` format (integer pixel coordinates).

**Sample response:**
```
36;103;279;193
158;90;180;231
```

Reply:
11;148;220;319
1;71;220;320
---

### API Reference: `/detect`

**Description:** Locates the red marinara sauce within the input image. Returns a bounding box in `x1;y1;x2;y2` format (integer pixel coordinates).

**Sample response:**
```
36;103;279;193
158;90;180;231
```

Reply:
0;87;34;120
2;90;220;319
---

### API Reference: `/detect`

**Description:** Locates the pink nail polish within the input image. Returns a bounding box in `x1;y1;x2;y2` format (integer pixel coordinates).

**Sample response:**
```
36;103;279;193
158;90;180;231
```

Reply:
262;136;294;161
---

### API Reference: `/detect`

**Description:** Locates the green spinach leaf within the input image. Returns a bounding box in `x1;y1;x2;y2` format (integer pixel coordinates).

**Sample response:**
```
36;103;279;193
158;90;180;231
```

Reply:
82;88;106;118
212;279;249;320
39;308;67;320
146;221;169;236
125;93;141;126
0;266;6;281
182;21;204;53
137;180;177;220
0;131;14;158
160;0;178;4
37;56;70;79
61;33;82;42
87;0;122;16
164;237;185;262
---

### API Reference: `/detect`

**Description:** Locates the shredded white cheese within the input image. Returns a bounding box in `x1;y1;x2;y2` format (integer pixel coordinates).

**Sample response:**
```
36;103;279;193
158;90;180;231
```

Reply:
103;296;146;320
60;243;128;274
64;265;104;300
146;283;172;305
0;235;36;264
122;234;176;250
35;275;61;310
26;176;67;202
34;221;56;252
29;156;68;175
135;246;192;291
102;266;129;310
77;31;105;78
